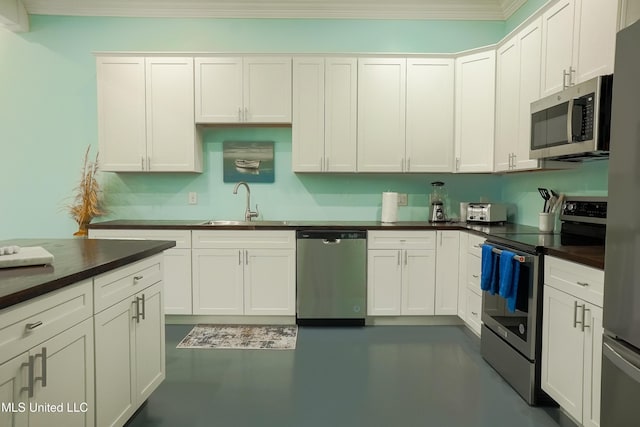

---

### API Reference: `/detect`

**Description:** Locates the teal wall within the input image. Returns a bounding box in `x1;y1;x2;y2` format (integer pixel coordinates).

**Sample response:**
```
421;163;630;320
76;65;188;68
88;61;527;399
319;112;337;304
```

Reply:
1;0;606;238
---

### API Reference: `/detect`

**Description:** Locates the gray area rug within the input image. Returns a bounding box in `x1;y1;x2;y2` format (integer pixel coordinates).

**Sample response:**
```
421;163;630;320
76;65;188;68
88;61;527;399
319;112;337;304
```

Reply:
176;324;298;350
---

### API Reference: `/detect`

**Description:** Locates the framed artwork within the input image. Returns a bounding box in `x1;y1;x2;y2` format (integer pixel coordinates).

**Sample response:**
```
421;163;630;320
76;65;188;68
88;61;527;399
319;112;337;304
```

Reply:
223;141;274;183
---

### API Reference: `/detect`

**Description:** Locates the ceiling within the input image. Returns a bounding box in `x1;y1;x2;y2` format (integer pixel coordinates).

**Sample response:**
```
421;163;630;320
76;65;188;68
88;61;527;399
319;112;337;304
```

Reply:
21;0;528;21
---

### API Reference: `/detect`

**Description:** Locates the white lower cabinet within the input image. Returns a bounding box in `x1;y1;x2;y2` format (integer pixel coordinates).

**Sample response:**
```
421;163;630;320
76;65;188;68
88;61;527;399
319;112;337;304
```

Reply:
435;230;460;315
94;257;165;427
463;233;485;336
191;231;295;316
542;256;604;427
88;229;192;315
367;231;436;316
0;282;95;427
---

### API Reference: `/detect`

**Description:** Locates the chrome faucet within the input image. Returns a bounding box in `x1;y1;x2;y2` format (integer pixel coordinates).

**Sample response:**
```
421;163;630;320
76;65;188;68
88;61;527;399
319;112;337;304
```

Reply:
233;181;259;221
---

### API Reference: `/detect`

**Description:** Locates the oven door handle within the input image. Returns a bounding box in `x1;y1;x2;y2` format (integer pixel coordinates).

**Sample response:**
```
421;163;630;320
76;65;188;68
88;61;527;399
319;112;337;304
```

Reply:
603;342;640;384
567;98;575;143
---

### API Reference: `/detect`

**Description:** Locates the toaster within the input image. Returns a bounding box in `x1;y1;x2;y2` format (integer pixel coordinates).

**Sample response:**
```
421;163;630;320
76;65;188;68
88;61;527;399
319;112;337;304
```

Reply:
466;203;507;223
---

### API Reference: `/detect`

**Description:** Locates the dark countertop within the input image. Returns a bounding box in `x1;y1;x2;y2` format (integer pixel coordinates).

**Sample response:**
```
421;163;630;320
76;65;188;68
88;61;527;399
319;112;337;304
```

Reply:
0;238;176;310
88;219;605;269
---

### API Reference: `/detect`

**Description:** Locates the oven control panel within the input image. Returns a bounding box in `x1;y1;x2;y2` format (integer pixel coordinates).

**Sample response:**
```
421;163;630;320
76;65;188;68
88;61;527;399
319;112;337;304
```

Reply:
560;196;607;225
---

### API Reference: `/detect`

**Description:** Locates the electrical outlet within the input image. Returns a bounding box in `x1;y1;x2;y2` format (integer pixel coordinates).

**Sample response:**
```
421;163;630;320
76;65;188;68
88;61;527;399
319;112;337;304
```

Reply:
397;193;408;206
188;192;197;205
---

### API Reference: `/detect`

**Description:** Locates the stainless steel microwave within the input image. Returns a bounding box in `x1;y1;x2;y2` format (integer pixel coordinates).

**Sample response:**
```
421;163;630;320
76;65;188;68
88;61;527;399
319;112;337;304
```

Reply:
530;75;613;161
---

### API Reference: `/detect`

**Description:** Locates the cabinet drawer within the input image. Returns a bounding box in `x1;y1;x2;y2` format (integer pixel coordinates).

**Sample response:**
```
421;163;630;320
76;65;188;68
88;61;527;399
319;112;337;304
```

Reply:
89;229;191;249
467;253;481;294
545;256;604;307
94;254;163;313
467;233;486;257
0;280;93;361
192;230;295;249
367;230;435;250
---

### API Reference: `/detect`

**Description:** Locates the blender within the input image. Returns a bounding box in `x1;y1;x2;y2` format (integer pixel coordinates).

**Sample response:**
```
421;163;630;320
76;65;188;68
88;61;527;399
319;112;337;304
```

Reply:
429;181;448;222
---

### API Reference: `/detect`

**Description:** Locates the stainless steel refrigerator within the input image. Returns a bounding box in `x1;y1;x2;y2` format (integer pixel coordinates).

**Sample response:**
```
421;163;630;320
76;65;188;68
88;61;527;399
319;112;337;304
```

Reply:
602;19;640;427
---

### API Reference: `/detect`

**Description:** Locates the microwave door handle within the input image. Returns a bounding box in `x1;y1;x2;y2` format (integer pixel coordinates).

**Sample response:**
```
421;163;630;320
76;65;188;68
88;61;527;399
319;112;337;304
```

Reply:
566;98;575;143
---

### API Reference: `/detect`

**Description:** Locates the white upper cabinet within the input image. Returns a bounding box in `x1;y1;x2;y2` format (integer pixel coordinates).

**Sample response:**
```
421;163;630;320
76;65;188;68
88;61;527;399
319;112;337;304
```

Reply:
454;50;496;173
495;17;542;172
97;56;146;172
97;56;202;172
572;0;618;83
195;56;292;124
406;58;455;172
541;0;617;97
292;57;357;172
619;0;640;29
357;58;407;172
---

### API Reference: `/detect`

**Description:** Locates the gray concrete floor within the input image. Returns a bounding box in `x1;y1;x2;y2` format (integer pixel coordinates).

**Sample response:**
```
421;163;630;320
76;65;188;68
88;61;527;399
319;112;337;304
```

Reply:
127;324;572;427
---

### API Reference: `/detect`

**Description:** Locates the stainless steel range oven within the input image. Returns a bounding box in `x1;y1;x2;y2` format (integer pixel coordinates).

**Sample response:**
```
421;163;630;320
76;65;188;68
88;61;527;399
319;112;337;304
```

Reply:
480;240;553;405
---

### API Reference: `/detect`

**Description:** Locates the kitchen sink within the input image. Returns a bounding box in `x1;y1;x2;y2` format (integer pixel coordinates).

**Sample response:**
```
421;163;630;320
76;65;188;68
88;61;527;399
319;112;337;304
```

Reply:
200;220;290;226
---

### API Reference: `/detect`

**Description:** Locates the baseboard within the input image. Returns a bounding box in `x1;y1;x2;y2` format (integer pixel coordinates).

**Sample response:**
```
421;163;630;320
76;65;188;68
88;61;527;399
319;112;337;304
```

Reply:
366;316;465;326
166;315;296;325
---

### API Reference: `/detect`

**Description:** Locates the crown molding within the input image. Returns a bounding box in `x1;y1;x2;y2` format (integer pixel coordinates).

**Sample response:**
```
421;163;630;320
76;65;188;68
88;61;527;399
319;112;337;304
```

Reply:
22;0;527;21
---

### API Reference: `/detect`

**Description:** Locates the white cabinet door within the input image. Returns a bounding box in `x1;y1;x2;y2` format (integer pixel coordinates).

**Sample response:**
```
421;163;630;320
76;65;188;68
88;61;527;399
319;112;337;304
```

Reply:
454;50;496;172
97;56;146;172
325;57;358;172
405;58;455;172
466;291;482;336
29;318;95;427
542;285;584;422
243;57;292;123
583;303;603;427
541;0;576;96
163;249;192;315
192;249;244;315
94;296;136;427
402;250;436;315
367;250;402;316
134;282;165;403
494;37;520;172
573;0;618;83
244;249;295;315
292;57;325;172
457;231;469;320
0;354;28;427
195;57;243;123
515;17;542;171
145;57;201;172
619;0;640;29
435;231;459;315
357;58;406;172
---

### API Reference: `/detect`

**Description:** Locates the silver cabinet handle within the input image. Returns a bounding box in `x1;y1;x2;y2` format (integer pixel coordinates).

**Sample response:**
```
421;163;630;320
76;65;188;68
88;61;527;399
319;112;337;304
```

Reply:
245;250;249;265
320;157;323;171
582;306;590;332
26;321;43;330
471;311;478;316
147;156;151;171
455;157;460;171
238;250;242;265
132;298;140;323
141;156;144;170
473;244;483;248
568;66;575;86
573;301;584;329
472;274;479;279
576;281;589;287
134;275;143;282
326;157;329;171
238;107;242;121
563;69;570;89
35;347;47;388
22;355;35;398
139;294;146;321
397;250;401;266
404;250;408;266
407;158;411;171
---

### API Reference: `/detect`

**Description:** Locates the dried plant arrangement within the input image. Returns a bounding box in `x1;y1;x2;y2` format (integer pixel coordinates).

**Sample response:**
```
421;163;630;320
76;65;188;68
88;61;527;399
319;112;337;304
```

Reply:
68;146;106;236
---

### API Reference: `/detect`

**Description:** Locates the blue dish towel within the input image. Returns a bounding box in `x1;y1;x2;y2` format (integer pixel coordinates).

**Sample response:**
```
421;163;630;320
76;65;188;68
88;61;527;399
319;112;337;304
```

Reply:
498;249;521;312
481;244;498;294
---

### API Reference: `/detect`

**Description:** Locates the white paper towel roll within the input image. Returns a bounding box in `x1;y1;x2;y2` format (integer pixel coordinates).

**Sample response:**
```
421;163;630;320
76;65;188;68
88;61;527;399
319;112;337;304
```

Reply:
381;192;398;223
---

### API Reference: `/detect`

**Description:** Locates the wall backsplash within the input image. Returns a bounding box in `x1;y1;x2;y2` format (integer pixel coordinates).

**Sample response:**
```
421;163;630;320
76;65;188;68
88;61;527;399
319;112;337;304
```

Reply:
102;127;503;223
500;160;609;227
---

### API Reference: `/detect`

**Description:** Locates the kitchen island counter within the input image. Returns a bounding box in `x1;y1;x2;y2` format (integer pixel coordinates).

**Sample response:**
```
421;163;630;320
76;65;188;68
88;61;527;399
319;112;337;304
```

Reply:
0;238;175;309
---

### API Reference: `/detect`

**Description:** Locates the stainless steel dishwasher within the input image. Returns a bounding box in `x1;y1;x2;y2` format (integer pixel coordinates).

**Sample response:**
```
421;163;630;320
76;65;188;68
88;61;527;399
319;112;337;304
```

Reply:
296;230;367;326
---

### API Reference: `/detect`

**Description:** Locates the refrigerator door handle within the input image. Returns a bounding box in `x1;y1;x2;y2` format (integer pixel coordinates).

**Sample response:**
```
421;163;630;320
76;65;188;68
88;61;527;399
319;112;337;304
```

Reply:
603;342;640;384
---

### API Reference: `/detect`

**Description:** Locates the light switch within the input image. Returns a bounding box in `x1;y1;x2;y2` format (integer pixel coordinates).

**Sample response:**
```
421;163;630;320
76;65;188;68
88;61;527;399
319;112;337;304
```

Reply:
398;193;408;206
188;192;197;205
